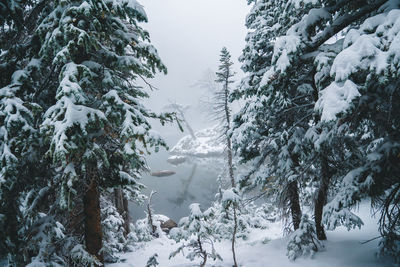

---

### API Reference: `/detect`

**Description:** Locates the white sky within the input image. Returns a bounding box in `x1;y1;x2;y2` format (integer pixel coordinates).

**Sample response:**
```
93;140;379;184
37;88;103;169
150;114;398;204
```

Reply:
139;0;250;142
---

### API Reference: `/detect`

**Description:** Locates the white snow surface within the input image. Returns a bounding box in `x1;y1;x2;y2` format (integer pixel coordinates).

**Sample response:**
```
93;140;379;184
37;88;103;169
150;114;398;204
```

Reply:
315;9;400;122
107;202;393;267
315;80;360;122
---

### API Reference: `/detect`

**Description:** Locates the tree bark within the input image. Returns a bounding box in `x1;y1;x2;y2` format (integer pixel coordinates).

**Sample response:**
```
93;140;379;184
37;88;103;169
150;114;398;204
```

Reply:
198;236;207;267
84;176;103;266
288;181;302;230
114;187;124;215
314;155;330;240
232;205;238;267
224;70;235;188
122;193;130;236
227;137;235;187
114;187;130;237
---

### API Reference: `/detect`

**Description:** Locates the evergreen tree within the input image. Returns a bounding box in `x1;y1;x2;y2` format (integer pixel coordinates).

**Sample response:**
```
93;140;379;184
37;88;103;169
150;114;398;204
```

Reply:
1;0;172;265
286;214;323;261
145;253;159;267
170;203;222;267
215;47;235;187
311;4;400;259
0;0;52;263
232;0;320;232
213;47;239;266
235;0;400;260
279;0;400;254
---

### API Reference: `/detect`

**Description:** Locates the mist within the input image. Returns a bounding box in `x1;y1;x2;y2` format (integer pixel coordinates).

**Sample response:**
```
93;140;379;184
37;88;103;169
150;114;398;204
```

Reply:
139;0;250;145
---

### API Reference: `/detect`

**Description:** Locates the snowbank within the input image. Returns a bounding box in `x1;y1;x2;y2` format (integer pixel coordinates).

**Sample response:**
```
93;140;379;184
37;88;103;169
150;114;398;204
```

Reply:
107;202;393;267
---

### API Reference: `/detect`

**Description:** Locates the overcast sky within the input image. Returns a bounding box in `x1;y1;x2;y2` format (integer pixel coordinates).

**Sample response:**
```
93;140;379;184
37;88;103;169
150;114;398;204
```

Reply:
139;0;250;143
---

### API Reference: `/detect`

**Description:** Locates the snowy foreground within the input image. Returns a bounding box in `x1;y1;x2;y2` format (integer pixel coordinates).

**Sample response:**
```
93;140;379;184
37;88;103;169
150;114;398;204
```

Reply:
108;202;393;267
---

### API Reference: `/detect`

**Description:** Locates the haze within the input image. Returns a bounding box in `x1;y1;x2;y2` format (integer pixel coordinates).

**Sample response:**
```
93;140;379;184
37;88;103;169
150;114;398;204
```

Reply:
139;0;250;144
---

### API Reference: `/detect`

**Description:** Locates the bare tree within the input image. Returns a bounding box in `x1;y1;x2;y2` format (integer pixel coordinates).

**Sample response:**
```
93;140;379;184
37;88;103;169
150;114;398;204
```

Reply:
164;101;196;139
147;191;158;236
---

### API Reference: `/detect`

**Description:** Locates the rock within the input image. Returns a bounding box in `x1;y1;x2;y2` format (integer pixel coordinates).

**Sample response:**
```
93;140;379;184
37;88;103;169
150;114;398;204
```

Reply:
160;219;178;233
167;155;187;165
150;170;176;177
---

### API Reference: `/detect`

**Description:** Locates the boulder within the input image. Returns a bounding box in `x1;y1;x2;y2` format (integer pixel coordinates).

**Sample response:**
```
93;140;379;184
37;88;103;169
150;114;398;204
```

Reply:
160;219;178;233
150;170;176;177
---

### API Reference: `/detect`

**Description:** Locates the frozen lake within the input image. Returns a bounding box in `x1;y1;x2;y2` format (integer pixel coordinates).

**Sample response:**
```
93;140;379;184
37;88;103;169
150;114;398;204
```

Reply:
129;144;224;222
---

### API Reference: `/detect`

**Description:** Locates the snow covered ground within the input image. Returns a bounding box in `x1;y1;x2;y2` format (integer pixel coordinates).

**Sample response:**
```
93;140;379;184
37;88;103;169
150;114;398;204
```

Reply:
108;202;394;267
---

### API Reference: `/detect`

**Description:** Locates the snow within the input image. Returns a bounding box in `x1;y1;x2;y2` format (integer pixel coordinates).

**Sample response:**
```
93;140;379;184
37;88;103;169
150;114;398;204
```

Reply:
359;13;387;33
288;8;331;38
107;202;392;267
315;80;360;122
314;9;400;122
332;35;382;81
42;95;106;155
343;29;361;48
188;203;202;218
166;155;187;166
289;0;318;9
332;9;400;81
169;125;224;159
221;188;240;204
11;70;27;84
122;0;147;20
272;35;301;71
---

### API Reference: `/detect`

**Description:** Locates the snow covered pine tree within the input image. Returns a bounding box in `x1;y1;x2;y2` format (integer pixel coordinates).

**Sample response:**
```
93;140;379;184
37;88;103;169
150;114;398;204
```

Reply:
170;203;222;267
214;47;239;267
233;0;400;261
1;0;172;265
232;0;319;233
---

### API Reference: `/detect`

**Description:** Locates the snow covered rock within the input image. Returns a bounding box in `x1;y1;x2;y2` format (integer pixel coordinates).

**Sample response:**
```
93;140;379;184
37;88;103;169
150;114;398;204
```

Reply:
150;170;176;177
166;155;187;165
160;219;178;234
168;125;224;159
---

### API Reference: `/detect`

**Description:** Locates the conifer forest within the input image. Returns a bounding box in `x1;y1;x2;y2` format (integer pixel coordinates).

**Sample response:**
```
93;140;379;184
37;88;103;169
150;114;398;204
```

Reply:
0;0;399;266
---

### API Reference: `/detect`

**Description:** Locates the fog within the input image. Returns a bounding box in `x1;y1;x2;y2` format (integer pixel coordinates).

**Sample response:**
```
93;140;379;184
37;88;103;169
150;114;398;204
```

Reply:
130;0;250;220
139;0;250;143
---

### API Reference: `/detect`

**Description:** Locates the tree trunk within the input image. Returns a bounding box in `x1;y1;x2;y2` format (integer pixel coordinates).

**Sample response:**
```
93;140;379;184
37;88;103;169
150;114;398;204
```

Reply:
314;155;330;240
224;74;235;188
198;236;207;267
227;137;235;187
114;187;130;237
122;193;130;236
232;205;238;267
84;177;103;266
288;181;302;230
114;187;124;215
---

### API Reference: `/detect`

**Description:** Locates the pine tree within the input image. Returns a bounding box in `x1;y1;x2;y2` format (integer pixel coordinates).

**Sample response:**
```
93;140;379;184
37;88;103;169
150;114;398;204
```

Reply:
286;214;323;261
213;47;239;266
145;253;159;267
235;0;400;260
232;0;320;232
278;0;400;254
1;0;172;265
309;4;400;259
215;47;235;187
0;0;52;263
170;203;222;267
